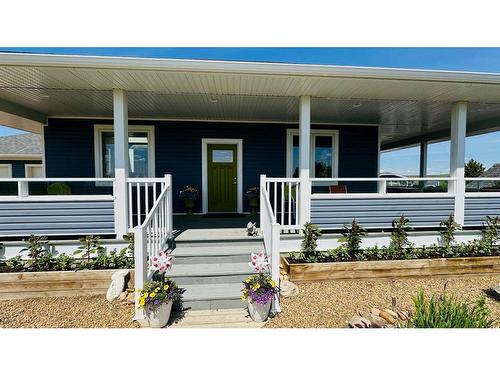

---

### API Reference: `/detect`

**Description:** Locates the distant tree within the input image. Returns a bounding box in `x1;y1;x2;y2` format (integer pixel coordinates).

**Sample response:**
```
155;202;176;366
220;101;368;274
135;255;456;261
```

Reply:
465;159;485;177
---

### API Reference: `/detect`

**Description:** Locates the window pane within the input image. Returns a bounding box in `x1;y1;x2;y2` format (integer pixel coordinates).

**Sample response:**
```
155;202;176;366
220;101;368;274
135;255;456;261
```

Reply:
292;135;299;177
101;131;149;178
315;136;333;177
128;132;149;177
102;132;115;178
212;150;233;163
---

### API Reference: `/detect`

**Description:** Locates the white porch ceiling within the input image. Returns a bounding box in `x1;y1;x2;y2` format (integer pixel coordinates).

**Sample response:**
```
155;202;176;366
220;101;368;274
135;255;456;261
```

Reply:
2;53;500;146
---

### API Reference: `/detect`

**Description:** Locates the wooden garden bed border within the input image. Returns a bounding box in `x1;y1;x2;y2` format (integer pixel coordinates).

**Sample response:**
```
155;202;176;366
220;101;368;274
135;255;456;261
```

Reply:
0;269;134;300
281;255;500;281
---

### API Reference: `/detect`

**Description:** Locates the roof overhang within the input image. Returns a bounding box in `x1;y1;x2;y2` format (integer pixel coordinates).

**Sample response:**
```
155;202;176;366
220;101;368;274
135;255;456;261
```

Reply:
2;52;500;146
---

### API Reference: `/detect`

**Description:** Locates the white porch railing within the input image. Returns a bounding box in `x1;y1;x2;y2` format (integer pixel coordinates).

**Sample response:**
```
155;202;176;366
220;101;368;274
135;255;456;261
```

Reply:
259;175;281;312
127;177;169;229
262;177;301;230
133;174;173;321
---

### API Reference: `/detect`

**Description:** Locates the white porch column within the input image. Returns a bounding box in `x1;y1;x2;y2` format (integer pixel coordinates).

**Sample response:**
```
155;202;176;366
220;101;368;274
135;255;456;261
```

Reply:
299;95;311;225
449;102;467;225
419;141;428;177
113;89;129;237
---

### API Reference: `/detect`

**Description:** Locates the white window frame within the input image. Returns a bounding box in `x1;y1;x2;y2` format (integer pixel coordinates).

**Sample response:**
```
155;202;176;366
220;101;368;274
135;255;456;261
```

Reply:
286;129;339;178
24;164;45;178
94;124;155;178
0;164;12;178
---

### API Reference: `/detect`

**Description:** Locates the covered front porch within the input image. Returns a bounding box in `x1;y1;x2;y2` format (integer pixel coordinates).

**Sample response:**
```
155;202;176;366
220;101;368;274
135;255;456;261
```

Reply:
2;53;500;318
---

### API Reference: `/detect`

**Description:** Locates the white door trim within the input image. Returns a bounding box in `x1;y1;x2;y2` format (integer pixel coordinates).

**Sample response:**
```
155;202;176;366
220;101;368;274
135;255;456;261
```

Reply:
201;138;243;214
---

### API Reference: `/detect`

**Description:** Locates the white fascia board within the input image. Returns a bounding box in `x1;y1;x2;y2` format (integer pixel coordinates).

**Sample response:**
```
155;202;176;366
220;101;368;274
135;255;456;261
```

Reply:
3;52;500;85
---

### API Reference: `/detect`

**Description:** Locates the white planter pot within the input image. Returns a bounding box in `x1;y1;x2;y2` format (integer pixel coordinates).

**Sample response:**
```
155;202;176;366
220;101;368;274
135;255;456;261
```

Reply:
145;300;173;328
247;298;272;322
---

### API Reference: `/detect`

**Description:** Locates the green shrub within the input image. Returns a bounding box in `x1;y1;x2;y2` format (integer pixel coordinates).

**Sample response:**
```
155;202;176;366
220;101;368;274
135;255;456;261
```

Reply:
5;255;24;272
390;215;412;250
406;288;494;328
439;215;461;249
338;219;366;258
301;222;322;254
73;235;105;265
47;182;71;195
55;253;75;271
21;235;51;271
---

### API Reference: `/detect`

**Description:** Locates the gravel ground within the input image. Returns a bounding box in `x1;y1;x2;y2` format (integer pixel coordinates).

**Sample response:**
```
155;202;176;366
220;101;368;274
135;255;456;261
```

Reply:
0;295;139;328
266;276;500;328
1;276;498;328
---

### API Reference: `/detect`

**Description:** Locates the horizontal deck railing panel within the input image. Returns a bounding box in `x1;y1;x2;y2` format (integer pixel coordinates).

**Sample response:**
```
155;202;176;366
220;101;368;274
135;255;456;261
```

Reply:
311;196;455;230
0;199;115;237
464;195;500;227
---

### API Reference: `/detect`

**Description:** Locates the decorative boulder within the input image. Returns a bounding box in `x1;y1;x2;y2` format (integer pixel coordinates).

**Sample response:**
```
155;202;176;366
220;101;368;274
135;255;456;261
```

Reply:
106;269;130;302
280;280;299;297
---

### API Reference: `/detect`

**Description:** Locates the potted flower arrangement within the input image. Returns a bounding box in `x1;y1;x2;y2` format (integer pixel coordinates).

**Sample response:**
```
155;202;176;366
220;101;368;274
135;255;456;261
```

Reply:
241;251;279;322
245;187;259;216
179;186;199;215
137;251;181;328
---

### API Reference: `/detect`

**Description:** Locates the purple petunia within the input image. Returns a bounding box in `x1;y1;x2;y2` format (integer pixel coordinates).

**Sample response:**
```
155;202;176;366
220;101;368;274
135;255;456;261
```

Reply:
248;288;274;304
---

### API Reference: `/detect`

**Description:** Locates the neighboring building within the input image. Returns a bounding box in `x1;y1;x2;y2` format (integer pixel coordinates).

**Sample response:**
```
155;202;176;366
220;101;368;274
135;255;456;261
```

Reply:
0;133;43;177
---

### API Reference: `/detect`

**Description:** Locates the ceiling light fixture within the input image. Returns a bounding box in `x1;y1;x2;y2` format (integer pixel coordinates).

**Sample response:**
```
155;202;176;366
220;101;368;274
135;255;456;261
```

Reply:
352;103;362;108
209;96;218;103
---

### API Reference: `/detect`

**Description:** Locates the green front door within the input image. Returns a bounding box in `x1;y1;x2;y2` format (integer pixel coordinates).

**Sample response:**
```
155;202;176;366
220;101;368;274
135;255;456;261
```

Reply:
207;144;238;212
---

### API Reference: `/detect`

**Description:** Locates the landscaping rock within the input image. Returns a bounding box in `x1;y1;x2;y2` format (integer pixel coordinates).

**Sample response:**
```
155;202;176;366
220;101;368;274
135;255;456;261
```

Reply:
397;310;410;321
117;291;128;301
493;284;500;297
383;309;398;319
360;312;387;328
280;280;299;297
126;292;135;303
359;317;372;328
112;269;129;281
348;316;366;328
371;307;381;316
379;310;397;324
106;270;129;302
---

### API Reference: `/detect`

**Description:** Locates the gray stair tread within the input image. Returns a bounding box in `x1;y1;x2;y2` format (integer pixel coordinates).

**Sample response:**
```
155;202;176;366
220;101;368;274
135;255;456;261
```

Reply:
182;283;243;301
172;244;259;257
167;262;252;277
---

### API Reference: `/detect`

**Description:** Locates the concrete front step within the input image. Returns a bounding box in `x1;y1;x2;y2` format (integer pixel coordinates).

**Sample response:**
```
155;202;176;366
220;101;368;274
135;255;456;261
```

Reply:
170;308;266;328
167;239;261;310
181;282;245;310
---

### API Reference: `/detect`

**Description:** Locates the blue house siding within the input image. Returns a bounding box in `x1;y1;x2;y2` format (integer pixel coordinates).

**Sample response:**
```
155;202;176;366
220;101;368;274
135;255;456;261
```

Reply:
44;118;379;213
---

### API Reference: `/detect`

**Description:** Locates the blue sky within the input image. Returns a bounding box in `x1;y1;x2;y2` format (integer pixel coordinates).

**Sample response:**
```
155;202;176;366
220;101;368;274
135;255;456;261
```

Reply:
1;47;500;173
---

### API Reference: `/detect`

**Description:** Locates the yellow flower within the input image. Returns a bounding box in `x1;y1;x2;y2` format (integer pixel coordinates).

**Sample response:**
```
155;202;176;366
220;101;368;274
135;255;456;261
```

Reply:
155;287;160;292
164;284;169;290
252;283;261;291
150;292;156;298
240;296;246;300
270;280;276;288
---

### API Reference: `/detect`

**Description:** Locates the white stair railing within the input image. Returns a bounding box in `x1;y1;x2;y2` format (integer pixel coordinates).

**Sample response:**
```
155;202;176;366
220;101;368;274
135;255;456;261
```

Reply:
133;174;173;321
260;175;282;312
262;177;301;230
127;177;169;229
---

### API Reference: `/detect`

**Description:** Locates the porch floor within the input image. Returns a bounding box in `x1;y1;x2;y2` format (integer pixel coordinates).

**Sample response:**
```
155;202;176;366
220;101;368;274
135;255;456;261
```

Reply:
173;214;260;242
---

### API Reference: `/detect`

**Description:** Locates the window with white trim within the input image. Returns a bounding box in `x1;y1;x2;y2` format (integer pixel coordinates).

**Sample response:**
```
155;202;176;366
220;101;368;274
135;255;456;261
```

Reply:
286;129;339;178
94;125;155;177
